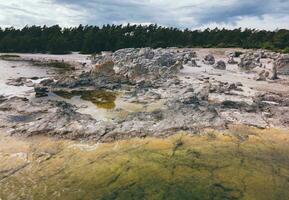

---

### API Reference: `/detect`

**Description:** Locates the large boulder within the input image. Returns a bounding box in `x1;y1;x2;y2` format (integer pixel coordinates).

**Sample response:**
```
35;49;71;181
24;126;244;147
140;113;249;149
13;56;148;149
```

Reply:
34;87;49;97
238;52;262;71
203;54;215;65
90;48;187;81
213;60;226;70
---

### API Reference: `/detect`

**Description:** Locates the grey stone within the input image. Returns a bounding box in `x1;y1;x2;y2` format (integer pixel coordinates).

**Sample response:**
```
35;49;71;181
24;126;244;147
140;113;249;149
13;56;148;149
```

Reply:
203;54;215;65
213;60;226;70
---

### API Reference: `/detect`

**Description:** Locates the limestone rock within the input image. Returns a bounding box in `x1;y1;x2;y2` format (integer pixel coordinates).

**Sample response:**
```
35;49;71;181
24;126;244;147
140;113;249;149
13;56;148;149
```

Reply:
275;55;289;75
203;54;215;65
228;56;238;64
213;60;226;70
238;52;262;71
91;60;115;75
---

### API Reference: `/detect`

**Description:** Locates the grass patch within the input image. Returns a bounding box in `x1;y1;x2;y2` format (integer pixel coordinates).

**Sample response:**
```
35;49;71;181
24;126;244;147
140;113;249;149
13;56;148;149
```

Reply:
31;60;74;70
0;54;20;60
233;51;243;57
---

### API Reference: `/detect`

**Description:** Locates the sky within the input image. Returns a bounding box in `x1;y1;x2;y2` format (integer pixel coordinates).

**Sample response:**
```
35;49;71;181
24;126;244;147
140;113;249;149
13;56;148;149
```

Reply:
1;0;289;30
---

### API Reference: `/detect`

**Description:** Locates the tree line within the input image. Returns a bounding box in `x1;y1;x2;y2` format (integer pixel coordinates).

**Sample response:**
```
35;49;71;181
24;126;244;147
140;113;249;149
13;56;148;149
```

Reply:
0;24;288;54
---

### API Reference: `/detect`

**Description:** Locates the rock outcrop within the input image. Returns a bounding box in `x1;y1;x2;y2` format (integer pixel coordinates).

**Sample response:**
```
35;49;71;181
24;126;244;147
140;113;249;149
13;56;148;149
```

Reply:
90;48;198;81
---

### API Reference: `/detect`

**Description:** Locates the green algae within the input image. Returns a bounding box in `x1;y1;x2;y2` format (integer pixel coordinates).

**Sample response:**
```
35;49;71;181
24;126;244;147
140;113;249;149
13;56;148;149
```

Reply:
1;126;289;200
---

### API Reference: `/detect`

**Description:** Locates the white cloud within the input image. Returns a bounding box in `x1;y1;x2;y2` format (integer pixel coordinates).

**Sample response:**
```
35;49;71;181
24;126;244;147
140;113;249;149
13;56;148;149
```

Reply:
196;15;289;31
0;0;86;28
1;0;289;30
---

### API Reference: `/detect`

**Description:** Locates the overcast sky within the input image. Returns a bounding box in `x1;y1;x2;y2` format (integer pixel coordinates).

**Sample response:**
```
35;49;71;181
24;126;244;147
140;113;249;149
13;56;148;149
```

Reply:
1;0;289;30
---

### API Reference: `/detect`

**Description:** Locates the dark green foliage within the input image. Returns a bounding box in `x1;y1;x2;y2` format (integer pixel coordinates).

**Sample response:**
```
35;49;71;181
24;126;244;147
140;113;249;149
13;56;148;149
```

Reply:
283;47;289;54
0;54;20;59
234;51;243;57
0;25;288;54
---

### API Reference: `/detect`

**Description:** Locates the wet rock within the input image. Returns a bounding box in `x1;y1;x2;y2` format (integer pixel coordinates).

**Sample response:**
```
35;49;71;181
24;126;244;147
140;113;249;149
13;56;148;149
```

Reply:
34;87;49;97
6;77;26;86
30;77;40;80
40;78;55;86
203;54;215;65
0;98;116;139
213;60;226;70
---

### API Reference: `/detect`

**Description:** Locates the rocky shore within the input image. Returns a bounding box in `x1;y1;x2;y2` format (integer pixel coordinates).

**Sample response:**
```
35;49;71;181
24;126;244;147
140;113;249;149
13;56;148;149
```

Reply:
0;48;289;142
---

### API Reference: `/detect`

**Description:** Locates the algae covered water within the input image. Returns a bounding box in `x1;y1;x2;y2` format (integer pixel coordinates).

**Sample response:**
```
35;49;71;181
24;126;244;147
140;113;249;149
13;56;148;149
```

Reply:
1;126;289;200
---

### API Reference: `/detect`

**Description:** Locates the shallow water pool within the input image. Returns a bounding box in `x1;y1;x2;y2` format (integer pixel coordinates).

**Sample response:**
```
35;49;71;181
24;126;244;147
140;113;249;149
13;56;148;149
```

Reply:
1;126;289;200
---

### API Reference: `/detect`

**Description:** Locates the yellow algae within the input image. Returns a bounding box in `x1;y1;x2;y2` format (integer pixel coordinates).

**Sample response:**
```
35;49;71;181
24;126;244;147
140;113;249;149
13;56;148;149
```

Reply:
1;126;289;200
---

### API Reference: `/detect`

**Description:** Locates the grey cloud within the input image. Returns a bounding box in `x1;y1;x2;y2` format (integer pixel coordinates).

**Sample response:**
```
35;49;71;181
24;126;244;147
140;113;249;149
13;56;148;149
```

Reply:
0;4;41;16
180;0;289;25
52;0;289;27
2;0;289;29
53;0;161;25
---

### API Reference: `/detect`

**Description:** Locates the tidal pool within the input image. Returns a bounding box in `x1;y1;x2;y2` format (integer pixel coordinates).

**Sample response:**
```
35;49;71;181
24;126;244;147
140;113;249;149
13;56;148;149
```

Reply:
54;90;118;109
1;126;289;200
50;90;158;121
